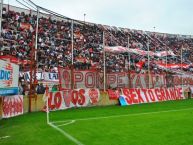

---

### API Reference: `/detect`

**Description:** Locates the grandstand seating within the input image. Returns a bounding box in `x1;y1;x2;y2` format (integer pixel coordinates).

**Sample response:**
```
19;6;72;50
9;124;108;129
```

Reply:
0;4;193;94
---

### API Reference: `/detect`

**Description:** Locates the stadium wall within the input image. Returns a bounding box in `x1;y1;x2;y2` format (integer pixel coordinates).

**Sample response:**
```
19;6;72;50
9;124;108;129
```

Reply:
0;86;192;119
22;95;45;113
0;91;118;118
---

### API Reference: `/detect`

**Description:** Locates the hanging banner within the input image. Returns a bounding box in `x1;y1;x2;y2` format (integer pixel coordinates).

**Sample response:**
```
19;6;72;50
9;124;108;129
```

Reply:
58;68;167;89
104;46;176;57
24;72;59;82
155;50;176;57
2;95;23;118
55;68;193;89
58;68;71;89
167;75;193;86
0;60;19;88
0;60;19;95
119;87;185;106
46;88;100;111
42;72;59;82
104;46;129;53
156;63;190;69
0;55;31;65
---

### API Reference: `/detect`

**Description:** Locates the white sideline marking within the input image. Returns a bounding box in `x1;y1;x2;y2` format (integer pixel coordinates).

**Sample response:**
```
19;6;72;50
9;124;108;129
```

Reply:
57;120;76;127
48;122;84;145
52;107;193;124
0;136;10;140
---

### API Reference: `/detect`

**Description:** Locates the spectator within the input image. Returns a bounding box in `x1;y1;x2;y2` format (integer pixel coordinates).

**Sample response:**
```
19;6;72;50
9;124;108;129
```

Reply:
37;83;46;94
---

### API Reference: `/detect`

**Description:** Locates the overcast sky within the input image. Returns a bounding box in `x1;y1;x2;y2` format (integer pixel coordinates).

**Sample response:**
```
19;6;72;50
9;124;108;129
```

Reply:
4;0;193;35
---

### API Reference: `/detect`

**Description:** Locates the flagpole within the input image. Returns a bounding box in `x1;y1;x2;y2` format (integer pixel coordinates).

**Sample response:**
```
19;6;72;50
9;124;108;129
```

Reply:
103;31;106;91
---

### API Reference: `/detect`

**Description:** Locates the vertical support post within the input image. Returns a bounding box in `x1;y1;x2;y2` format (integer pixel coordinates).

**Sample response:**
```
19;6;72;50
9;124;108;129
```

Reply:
71;20;74;67
147;40;150;89
0;0;3;36
165;46;168;87
71;20;74;89
127;36;131;88
35;7;39;61
181;45;183;87
128;37;130;70
103;31;106;91
29;7;39;112
166;47;168;69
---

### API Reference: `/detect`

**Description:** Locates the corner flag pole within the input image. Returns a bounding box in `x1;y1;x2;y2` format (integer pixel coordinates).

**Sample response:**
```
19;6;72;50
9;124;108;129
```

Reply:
45;84;50;124
46;93;50;124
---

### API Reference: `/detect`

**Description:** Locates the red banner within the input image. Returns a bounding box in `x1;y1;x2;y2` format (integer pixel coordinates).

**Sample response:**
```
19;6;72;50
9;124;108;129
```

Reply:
2;95;23;118
0;55;31;65
156;63;190;69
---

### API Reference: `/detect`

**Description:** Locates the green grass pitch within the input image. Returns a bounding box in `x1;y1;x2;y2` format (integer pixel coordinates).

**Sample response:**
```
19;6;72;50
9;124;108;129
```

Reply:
0;99;193;145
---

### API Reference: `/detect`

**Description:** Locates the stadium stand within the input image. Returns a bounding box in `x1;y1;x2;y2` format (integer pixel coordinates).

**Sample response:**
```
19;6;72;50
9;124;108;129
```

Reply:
0;4;193;94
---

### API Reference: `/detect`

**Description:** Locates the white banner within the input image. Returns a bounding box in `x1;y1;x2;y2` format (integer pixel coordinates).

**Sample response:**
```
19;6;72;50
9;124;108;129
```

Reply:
2;95;23;118
104;46;176;57
155;50;176;57
47;89;100;110
119;87;185;106
24;72;59;82
0;59;19;88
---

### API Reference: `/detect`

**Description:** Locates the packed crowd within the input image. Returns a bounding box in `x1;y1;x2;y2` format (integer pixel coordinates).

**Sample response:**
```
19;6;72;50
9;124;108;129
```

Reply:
0;6;193;75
